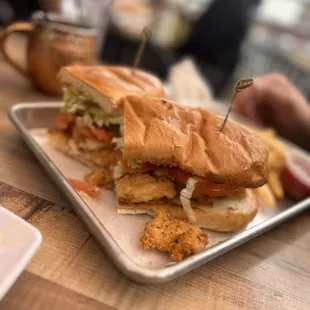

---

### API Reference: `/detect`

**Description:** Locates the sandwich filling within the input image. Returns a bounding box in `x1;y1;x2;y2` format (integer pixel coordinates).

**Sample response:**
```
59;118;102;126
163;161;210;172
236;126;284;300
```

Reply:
49;66;167;195
115;159;242;223
50;88;123;170
114;95;268;223
62;88;123;127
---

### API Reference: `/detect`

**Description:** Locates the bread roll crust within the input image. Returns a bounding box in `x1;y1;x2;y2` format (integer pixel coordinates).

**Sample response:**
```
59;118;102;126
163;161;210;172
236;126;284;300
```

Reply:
59;66;165;114
117;189;258;232
123;96;268;188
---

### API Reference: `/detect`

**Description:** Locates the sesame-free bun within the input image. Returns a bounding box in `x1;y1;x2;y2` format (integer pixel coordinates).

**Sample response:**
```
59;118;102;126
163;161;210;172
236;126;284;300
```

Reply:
117;189;259;232
123;96;268;188
59;65;165;115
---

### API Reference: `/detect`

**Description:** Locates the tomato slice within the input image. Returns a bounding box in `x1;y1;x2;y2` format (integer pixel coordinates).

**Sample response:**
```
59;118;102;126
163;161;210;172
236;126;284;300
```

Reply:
75;117;96;139
55;113;75;130
193;181;237;197
122;163;238;197
91;127;113;142
68;178;101;197
169;167;237;197
75;117;113;141
121;160;154;173
169;168;191;183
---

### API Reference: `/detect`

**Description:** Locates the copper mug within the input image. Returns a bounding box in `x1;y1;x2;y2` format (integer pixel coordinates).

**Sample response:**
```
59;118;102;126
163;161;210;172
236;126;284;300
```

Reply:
0;11;97;95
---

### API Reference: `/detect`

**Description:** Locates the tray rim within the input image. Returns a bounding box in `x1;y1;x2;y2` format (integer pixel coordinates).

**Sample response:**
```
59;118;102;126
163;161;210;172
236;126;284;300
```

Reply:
8;101;310;284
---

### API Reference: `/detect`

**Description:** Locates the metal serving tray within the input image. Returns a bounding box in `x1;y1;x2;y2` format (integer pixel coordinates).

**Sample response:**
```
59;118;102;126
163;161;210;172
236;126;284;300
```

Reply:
9;102;310;284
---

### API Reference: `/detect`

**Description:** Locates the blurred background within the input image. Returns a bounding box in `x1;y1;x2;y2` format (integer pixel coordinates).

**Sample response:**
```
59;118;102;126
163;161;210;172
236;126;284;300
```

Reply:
1;0;310;101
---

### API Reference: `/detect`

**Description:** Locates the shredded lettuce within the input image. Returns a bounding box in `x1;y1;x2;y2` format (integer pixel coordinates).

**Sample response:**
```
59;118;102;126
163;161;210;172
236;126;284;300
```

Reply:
62;88;96;113
127;160;141;169
180;177;199;223
62;88;123;127
120;123;124;135
82;114;93;126
112;137;124;152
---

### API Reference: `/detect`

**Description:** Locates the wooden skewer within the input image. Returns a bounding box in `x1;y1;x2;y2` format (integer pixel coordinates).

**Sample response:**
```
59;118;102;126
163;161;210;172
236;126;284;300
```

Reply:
132;27;151;71
219;78;254;132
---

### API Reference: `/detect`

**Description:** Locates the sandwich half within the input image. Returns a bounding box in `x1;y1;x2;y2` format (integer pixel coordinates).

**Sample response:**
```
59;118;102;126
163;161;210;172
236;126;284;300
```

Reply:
115;96;269;232
48;65;165;171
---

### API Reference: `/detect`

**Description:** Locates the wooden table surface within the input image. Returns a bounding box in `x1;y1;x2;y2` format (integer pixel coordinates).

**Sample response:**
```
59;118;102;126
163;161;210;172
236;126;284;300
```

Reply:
0;36;309;310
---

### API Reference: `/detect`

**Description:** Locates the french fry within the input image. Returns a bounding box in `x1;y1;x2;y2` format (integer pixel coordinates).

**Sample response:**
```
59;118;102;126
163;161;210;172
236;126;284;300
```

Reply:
258;134;287;157
249;127;287;157
256;128;276;138
247;126;275;137
247;126;288;205
268;152;285;171
268;171;284;200
85;168;114;189
253;184;276;208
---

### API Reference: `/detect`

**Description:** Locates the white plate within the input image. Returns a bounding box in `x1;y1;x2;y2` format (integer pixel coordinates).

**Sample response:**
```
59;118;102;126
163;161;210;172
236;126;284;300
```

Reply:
0;206;42;300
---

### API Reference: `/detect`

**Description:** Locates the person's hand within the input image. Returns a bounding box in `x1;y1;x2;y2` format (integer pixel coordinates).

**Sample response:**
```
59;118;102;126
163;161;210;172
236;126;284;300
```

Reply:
234;73;310;150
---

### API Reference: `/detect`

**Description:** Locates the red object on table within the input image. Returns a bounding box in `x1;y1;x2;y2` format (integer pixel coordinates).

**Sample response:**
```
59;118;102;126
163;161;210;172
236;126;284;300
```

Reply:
281;151;310;200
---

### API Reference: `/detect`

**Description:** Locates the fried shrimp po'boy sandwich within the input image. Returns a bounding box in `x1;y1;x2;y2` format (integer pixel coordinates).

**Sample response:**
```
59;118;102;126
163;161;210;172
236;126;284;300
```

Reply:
115;96;269;232
48;65;165;179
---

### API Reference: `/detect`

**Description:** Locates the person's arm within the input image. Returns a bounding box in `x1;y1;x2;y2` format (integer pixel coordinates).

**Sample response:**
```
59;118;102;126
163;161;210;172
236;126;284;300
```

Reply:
296;106;310;150
234;73;310;151
40;0;61;12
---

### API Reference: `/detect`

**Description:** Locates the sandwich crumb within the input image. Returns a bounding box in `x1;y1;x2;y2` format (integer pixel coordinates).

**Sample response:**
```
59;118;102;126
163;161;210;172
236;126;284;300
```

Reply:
140;210;208;261
85;167;114;189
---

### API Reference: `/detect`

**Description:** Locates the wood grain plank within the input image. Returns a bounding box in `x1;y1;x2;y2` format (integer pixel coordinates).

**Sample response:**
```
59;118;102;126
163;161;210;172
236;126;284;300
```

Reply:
0;111;12;132
265;213;310;251
211;232;310;303
55;238;309;310
0;182;48;218
0;271;115;310
0;62;55;110
26;203;91;280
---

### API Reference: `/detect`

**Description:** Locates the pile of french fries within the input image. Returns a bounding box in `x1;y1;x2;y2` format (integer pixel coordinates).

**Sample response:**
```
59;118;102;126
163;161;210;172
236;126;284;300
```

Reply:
250;128;288;208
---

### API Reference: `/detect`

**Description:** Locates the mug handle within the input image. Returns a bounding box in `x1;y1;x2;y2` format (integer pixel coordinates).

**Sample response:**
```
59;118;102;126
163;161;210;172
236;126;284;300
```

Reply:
0;22;35;80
